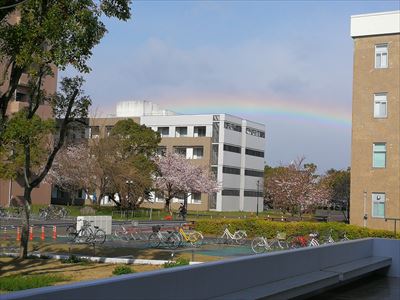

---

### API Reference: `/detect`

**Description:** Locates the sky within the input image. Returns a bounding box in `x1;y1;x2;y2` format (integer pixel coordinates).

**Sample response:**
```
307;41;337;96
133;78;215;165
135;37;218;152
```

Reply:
62;0;400;173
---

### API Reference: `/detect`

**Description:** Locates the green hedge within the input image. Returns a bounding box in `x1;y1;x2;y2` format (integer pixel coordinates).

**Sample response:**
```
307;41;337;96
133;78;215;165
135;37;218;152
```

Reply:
194;219;400;240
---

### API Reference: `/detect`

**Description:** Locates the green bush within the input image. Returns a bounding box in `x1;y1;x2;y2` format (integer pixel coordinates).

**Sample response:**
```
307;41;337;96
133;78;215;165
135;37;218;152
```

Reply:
112;265;134;275
61;254;91;264
164;257;190;269
194;219;400;240
0;275;67;292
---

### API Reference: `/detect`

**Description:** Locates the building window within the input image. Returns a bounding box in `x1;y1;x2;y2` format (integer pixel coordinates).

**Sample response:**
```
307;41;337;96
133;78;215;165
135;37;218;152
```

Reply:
374;93;387;118
223;166;241;175
244;190;263;197
245;169;264;177
212;122;220;143
224;121;242;132
224;144;241;154
372;193;385;218
375;44;388;69
246;127;265;138
105;126;114;136
157;146;167;156
175;127;187;137
89;126;100;139
194;126;206;137
157;127;169;137
174;147;187;157
192;192;202;204
212;144;219;164
221;189;240;196
245;148;264;158
192;147;204;159
373;143;386;168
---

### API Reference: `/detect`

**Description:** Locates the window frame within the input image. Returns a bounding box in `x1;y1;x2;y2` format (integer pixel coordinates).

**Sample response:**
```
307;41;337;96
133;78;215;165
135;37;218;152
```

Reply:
371;192;385;218
375;44;388;69
373;93;388;118
192;147;204;159
372;143;386;168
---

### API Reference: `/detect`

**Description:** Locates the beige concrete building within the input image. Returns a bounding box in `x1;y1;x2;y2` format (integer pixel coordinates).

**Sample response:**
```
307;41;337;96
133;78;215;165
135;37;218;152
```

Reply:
350;11;400;230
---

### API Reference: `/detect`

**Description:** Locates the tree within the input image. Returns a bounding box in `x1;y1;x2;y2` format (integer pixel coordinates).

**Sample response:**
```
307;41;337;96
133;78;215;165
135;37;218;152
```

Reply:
265;158;331;217
0;0;131;258
321;167;351;221
154;152;220;213
46;119;161;209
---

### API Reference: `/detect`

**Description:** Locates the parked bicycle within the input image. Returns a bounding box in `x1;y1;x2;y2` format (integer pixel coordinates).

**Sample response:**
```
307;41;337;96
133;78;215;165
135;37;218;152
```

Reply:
67;220;106;244
113;224;147;241
39;205;69;220
218;225;247;245
176;225;203;247
251;232;288;253
148;225;181;249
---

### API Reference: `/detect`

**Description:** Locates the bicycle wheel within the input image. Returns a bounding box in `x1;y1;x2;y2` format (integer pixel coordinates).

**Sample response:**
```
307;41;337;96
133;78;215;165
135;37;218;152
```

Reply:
277;240;289;249
82;227;94;244
268;239;282;251
188;231;203;247
251;237;267;254
234;231;247;245
148;232;161;248
66;225;77;242
94;229;106;244
167;232;181;249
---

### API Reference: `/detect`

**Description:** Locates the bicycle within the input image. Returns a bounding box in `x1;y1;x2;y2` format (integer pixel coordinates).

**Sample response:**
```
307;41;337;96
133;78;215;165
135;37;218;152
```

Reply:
67;220;106;244
148;225;181;249
176;225;203;247
308;232;320;247
252;232;288;253
218;225;247;245
39;205;69;220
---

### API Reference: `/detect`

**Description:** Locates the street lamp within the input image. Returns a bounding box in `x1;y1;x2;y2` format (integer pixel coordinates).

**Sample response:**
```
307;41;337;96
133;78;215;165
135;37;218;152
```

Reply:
256;180;260;216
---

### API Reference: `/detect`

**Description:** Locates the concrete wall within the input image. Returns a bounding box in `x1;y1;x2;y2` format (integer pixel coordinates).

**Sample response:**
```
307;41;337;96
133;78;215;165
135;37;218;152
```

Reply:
4;239;399;300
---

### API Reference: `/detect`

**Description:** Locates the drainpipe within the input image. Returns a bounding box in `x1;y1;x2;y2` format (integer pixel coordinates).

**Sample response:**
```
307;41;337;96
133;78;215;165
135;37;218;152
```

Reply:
363;191;367;227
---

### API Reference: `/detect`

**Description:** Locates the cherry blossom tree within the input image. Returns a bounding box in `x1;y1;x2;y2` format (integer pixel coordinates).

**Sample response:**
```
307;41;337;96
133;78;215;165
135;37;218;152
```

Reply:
265;157;331;217
154;152;220;213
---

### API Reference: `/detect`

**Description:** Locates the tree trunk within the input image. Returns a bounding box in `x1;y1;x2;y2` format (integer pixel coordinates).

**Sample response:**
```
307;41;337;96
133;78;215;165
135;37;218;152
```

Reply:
20;188;32;258
164;198;171;214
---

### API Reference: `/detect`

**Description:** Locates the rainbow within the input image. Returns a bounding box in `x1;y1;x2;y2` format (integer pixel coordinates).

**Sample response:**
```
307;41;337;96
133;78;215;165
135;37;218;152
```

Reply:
158;96;351;129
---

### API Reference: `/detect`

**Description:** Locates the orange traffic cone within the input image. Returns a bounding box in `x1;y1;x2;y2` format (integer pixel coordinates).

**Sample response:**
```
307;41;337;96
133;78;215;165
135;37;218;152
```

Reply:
29;226;33;241
41;226;45;241
16;227;21;241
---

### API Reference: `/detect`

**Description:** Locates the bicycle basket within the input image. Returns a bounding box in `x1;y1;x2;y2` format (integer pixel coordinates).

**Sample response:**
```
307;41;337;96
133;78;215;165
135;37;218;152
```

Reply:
276;232;286;240
152;225;161;233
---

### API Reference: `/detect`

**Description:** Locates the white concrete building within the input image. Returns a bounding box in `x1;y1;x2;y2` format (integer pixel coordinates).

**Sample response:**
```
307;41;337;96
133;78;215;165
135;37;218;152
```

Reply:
140;110;266;212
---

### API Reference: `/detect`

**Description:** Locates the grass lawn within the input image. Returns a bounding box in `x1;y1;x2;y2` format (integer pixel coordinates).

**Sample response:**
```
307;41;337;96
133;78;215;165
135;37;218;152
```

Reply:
0;257;161;294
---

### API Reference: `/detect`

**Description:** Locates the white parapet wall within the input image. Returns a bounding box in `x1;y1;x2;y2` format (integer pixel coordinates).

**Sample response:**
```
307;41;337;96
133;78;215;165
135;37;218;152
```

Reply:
351;11;400;37
77;216;112;235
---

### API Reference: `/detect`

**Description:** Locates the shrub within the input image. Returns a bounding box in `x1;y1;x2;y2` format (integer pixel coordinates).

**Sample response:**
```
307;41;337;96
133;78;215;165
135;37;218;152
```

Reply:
80;206;96;215
0;275;67;292
164;257;190;268
112;265;134;275
194;219;400;240
61;254;90;264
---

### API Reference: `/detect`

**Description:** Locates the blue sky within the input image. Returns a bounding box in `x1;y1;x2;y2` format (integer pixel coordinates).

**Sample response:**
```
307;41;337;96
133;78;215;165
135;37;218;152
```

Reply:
62;0;400;172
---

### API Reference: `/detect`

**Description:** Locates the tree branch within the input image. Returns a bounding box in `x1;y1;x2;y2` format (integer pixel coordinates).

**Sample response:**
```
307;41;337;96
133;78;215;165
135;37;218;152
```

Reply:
30;88;78;188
